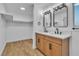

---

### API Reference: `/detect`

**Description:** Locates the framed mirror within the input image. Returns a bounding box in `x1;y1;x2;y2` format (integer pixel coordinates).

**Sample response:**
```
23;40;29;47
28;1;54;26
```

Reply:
53;3;68;27
43;10;52;28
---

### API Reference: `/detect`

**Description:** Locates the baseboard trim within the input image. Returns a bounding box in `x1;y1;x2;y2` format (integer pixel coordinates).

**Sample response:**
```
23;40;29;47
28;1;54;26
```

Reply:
6;38;32;43
0;42;6;56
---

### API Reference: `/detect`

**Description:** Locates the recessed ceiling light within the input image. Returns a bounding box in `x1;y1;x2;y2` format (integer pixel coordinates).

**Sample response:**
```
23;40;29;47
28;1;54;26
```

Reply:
20;7;25;10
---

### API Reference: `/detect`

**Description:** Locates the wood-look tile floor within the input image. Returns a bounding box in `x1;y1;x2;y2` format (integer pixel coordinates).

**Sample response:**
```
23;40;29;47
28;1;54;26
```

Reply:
2;39;44;56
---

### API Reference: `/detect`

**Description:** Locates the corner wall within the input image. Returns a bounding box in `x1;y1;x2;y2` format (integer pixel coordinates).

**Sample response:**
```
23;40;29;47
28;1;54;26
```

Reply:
6;21;33;42
0;4;6;55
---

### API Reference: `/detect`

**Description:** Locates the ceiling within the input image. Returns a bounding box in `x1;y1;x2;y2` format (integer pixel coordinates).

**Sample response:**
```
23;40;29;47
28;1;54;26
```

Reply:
3;3;55;21
3;3;34;20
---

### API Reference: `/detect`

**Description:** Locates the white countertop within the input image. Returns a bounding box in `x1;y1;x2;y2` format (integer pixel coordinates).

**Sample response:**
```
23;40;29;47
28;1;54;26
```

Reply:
36;32;71;39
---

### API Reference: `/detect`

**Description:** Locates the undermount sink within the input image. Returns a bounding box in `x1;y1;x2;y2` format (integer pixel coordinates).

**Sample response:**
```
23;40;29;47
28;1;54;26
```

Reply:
36;32;71;39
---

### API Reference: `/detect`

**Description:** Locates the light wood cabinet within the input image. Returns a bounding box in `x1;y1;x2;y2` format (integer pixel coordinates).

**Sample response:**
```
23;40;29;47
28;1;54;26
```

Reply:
36;34;44;53
50;42;62;56
36;33;69;56
43;39;50;55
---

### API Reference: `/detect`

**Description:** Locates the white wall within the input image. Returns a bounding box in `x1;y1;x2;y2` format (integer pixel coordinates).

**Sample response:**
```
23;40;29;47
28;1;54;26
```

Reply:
0;4;6;14
33;3;79;56
6;21;33;42
71;31;79;56
0;4;6;55
0;15;6;55
5;3;33;42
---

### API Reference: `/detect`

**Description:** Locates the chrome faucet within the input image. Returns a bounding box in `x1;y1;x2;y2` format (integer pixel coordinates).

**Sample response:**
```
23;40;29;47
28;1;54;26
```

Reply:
55;28;62;35
56;28;59;34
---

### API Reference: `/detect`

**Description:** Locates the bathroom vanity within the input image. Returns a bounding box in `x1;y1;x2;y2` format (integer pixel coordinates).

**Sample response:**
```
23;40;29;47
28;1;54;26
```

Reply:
36;32;71;56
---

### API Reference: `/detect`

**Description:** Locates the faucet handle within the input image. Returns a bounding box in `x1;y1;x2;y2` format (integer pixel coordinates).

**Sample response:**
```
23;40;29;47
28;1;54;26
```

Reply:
60;32;62;35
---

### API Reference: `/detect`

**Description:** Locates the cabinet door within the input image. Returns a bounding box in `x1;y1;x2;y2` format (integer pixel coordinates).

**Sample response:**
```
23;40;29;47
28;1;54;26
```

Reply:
36;35;44;52
43;40;62;56
43;39;50;55
36;34;62;56
50;42;62;56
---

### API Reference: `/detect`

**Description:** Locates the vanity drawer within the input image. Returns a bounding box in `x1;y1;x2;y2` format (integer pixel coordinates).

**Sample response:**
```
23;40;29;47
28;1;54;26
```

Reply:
36;33;44;39
45;36;62;45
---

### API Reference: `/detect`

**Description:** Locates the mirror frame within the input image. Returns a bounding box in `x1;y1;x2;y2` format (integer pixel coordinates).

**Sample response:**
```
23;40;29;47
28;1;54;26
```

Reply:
53;3;68;28
43;10;52;28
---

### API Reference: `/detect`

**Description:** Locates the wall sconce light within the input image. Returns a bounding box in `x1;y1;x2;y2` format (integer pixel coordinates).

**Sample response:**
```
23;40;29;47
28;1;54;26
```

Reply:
53;3;67;12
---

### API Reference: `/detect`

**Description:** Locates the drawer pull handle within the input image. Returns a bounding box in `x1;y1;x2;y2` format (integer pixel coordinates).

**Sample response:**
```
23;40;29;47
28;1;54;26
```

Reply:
49;43;52;50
